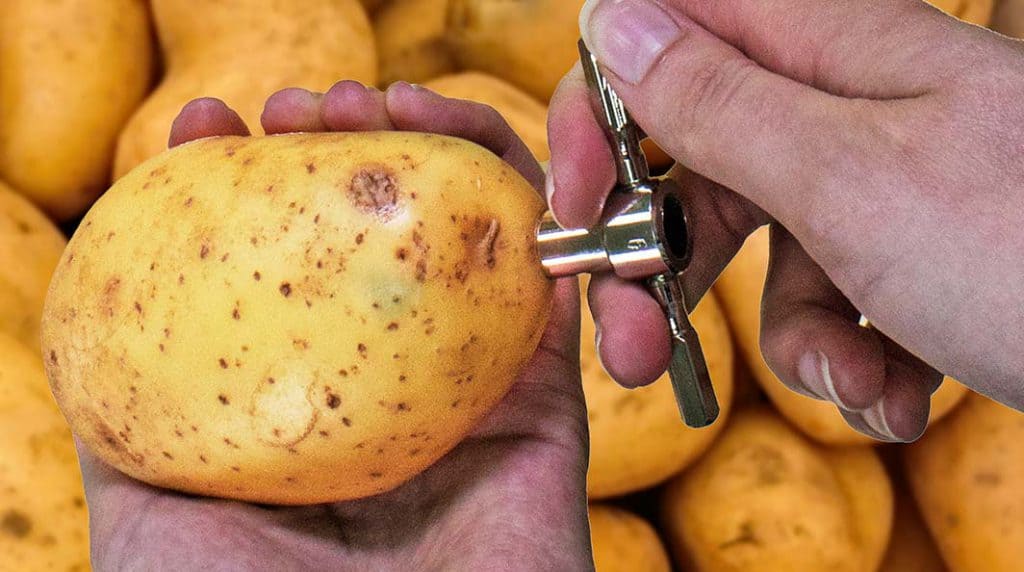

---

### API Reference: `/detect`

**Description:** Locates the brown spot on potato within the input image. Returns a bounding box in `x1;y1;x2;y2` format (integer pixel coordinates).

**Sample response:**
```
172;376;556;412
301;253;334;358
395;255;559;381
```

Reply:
199;455;208;464
218;394;230;405
279;282;292;297
219;358;229;369
306;163;317;174
387;322;399;331
232;308;241;320
162;451;174;460
1;510;32;538
355;233;365;245
369;472;383;479
253;271;262;281
348;166;400;219
395;248;408;261
357;344;368;358
200;244;210;259
326;393;341;409
342;417;352;427
719;522;759;549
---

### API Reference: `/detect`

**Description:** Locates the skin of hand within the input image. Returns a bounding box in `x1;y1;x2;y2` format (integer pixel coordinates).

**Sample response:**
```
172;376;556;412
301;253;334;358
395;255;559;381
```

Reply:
548;0;1024;442
81;82;593;571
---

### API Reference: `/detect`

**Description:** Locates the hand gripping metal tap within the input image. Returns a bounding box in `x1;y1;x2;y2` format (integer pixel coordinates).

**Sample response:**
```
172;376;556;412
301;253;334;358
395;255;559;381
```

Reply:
535;40;720;428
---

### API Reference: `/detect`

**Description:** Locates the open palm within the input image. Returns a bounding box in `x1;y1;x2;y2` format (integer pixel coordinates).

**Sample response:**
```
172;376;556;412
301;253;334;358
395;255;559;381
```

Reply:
80;82;592;571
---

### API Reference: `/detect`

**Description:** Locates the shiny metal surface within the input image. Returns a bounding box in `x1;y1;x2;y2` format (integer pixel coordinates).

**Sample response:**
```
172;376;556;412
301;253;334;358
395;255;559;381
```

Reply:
536;40;720;427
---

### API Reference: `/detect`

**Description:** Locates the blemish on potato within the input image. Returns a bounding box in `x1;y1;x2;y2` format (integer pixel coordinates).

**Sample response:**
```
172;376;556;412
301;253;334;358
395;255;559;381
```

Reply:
279;282;292;297
253;271;262;281
347;166;401;220
357;343;368;358
326;393;341;409
306;163;317;174
1;510;32;538
218;358;229;369
218;394;230;405
200;243;210;259
162;451;174;460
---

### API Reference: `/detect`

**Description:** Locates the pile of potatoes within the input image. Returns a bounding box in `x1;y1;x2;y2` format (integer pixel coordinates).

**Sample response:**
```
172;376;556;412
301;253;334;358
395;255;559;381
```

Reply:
0;0;1022;570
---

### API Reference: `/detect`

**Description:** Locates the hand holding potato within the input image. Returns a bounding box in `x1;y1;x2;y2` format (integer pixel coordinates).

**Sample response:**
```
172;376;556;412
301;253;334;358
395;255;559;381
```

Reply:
78;83;593;570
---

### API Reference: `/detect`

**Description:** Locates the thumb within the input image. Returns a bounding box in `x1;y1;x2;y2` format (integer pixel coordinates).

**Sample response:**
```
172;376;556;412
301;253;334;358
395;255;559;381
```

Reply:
576;0;908;232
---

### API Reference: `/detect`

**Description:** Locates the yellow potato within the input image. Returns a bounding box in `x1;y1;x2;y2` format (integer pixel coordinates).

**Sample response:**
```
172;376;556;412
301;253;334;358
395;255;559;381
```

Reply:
375;0;456;86
0;333;89;572
44;132;553;505
584;289;734;499
360;0;389;13
713;226;969;446
0;180;67;351
114;0;377;178
905;393;1024;571
424;72;550;161
879;466;948;572
446;0;584;101
992;0;1024;37
0;0;154;220
926;0;995;24
590;504;671;572
662;408;893;572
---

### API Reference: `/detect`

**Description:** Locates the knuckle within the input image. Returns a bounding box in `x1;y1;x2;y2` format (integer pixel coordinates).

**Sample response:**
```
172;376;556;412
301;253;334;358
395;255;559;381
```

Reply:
682;58;758;136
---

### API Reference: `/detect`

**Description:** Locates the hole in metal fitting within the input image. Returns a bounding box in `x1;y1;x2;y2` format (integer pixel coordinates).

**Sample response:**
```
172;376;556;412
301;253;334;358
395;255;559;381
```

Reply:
662;193;690;264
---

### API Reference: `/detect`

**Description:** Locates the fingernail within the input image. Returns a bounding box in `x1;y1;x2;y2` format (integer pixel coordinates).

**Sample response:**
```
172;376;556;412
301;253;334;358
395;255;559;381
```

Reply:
797;351;852;410
544;173;567;228
861;400;901;442
580;0;682;84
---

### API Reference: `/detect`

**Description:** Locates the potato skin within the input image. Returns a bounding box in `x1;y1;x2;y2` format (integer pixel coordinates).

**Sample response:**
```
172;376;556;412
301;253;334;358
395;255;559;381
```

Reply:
662;408;893;572
44;132;553;505
446;0;584;101
375;0;456;86
584;289;734;499
0;181;68;351
905;393;1024;572
926;0;994;24
590;505;671;572
0;334;89;571
114;0;377;178
0;0;154;220
713;227;968;446
879;465;947;572
424;72;550;162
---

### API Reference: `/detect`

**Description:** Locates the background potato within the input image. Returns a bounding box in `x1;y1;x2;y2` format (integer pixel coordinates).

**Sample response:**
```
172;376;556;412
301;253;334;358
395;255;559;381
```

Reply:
713;227;969;446
584;288;734;499
905;393;1024;571
446;0;584;101
424;72;550;161
375;0;455;86
662;408;893;572
44;132;553;505
0;181;68;352
0;0;154;220
590;504;671;572
879;454;948;572
0;333;89;572
114;0;377;178
927;0;995;24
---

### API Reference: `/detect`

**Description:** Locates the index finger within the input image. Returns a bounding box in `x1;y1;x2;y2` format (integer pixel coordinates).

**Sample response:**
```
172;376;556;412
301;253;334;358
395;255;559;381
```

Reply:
545;64;617;229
